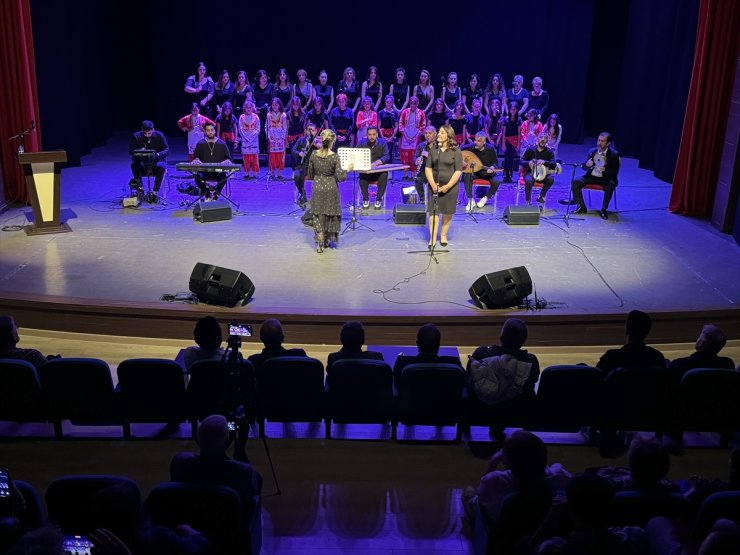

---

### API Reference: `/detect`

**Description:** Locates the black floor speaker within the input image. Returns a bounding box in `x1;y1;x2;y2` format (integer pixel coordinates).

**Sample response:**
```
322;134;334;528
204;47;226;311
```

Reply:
468;266;533;309
393;203;426;224
503;205;540;225
193;199;232;223
189;263;255;307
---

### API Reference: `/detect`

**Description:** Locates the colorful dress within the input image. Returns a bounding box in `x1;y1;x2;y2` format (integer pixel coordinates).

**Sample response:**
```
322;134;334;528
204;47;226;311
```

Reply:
266;111;287;171
399;108;426;172
238;112;260;173
177;113;215;159
355;109;378;143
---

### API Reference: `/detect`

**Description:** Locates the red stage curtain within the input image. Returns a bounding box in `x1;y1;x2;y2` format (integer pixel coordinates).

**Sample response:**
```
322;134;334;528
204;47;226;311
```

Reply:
670;0;740;216
0;0;41;204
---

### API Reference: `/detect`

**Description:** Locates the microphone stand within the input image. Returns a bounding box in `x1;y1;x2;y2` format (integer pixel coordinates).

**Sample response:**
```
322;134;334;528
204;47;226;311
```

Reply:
8;122;35;157
408;145;448;263
550;162;584;228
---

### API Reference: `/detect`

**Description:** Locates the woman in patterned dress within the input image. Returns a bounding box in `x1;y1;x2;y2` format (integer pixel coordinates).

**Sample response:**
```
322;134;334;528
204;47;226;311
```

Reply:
308;129;353;253
238;100;260;179
265;98;288;179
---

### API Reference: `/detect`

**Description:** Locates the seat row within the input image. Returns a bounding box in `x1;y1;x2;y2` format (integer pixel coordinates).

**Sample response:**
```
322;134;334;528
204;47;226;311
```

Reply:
2;357;739;443
9;475;260;555
472;487;740;555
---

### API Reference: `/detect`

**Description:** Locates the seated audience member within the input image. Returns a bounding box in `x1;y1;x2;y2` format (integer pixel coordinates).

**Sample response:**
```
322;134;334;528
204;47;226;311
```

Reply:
596;310;666;376
92;482;213;554
648;516;740;555
669;324;735;381
625;436;678;494
247;318;307;373
326;321;384;369
535;474;649;554
181;316;226;371
170;414;262;513
393;323;462;383
463;430;571;523
0;316;50;372
468;318;540;405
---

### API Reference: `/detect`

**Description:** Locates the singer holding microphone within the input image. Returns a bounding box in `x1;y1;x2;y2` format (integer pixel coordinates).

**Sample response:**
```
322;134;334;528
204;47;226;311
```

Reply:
425;125;462;249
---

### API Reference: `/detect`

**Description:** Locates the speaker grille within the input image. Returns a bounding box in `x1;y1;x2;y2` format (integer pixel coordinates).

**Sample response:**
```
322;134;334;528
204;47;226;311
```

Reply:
468;266;532;308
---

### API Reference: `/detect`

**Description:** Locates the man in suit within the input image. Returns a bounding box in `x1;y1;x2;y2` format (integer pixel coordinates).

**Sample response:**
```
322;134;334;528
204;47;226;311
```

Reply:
326;321;384;370
393;323;462;384
247;318;307;374
572;132;620;220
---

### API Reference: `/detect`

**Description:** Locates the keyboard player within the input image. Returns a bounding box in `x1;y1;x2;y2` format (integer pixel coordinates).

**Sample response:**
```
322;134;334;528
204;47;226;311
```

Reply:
129;120;169;197
192;121;234;199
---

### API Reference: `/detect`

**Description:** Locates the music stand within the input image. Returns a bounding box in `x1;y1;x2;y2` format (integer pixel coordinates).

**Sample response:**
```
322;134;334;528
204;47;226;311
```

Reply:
338;147;374;234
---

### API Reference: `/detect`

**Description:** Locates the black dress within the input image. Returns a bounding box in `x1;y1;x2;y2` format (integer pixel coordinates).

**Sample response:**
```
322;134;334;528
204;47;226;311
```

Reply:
426;147;462;215
308;152;348;243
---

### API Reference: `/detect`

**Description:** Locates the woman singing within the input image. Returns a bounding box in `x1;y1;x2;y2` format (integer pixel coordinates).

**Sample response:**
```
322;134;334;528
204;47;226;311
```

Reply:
425;125;462;248
308;129;353;253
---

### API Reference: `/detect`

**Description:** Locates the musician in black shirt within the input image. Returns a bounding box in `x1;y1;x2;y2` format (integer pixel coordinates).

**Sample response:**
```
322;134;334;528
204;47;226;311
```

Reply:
461;132;501;211
357;127;390;209
520;133;556;205
129;120;169;196
191;122;233;199
291;123;321;207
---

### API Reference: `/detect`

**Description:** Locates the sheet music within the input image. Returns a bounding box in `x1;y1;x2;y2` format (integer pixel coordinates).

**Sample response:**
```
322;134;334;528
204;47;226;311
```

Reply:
337;147;371;171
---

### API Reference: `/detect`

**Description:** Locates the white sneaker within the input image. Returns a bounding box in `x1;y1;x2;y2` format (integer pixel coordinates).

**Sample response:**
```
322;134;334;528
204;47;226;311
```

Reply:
476;197;488;208
362;200;370;209
465;199;474;213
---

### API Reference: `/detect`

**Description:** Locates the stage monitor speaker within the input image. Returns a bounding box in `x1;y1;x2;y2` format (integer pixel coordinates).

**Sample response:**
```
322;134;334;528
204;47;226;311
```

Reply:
193;199;232;223
393;203;426;225
468;266;533;309
189;263;255;307
503;205;540;225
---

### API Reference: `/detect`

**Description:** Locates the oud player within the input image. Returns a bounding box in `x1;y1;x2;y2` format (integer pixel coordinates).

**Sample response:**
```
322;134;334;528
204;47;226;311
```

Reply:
461;132;501;212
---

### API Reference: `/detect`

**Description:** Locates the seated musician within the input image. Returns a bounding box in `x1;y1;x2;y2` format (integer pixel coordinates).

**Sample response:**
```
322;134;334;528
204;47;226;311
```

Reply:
572;132;620;220
291;123;322;208
357;126;390;209
191;122;234;200
412;126;437;203
129;120;169;199
520;133;556;206
461;132;501;212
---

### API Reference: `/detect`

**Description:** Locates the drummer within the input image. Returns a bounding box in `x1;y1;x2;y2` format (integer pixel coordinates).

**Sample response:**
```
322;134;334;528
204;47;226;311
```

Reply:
520;132;557;206
461;131;501;212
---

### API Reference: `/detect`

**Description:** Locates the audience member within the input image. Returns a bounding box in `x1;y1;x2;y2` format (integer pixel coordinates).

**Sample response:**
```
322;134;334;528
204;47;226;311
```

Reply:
326;321;384;369
669;324;735;381
0;316;50;372
170;414;262;515
626;436;677;494
596;310;666;376
648;516;740;555
463;430;571;524
4;526;65;555
181;316;226;371
92;482;213;554
535;474;649;554
468;318;540;405
247;318;307;373
392;323;462;383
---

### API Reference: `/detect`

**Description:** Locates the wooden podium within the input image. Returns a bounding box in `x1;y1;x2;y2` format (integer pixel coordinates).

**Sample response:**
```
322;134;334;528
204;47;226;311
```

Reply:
18;150;72;235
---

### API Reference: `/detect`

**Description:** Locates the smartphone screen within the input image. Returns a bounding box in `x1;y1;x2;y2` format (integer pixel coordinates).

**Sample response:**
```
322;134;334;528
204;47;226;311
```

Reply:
0;468;10;499
229;323;252;337
62;535;93;555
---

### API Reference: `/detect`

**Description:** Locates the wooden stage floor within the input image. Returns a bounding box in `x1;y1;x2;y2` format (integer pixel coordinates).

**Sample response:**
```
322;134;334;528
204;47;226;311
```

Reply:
1;135;738;346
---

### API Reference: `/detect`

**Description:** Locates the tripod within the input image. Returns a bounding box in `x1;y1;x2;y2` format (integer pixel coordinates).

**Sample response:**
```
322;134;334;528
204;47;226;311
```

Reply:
341;170;375;234
183;170;240;211
550;162;584;228
222;335;282;495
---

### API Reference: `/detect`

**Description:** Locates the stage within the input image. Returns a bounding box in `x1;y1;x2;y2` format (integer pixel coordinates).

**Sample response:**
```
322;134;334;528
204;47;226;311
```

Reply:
1;135;738;346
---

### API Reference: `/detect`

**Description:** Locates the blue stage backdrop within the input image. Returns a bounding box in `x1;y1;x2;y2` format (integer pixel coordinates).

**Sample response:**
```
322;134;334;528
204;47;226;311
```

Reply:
31;0;697;185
